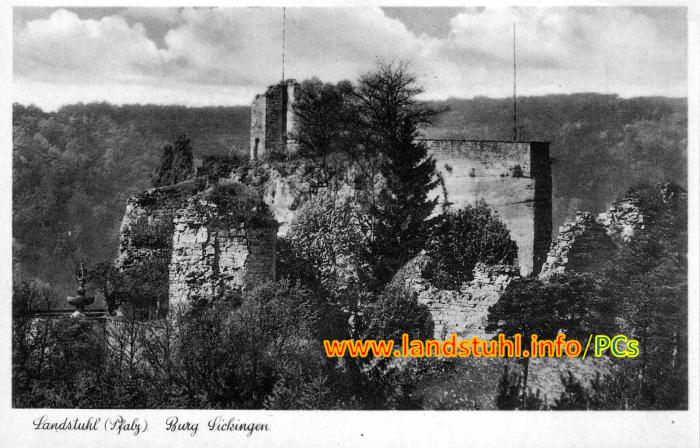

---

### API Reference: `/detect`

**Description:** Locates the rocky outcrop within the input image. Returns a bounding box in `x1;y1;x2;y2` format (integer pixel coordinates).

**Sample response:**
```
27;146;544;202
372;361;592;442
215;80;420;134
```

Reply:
393;253;519;338
234;161;361;236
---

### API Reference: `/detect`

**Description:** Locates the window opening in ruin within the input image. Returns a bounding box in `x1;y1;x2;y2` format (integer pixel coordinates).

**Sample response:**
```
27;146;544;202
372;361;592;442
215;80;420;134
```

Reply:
254;138;260;161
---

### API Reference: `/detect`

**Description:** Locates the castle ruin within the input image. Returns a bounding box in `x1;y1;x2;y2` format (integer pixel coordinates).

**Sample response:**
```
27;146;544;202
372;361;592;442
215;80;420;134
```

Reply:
250;79;299;160
250;81;552;276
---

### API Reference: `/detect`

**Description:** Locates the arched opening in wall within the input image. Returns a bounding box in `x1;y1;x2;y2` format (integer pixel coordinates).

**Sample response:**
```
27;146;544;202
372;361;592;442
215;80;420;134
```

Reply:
253;138;259;161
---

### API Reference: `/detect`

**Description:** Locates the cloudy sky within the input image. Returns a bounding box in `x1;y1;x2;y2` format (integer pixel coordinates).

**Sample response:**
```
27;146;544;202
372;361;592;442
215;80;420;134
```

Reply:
13;6;687;111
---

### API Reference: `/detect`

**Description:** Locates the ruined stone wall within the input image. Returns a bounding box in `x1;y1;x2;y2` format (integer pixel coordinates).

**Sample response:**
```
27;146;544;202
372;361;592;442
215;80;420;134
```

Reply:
425;140;552;276
169;201;277;306
265;83;286;155
596;199;645;243
115;182;204;315
393;253;519;338
284;81;299;155
538;191;653;279
115;180;205;270
539;212;617;279
116;180;277;313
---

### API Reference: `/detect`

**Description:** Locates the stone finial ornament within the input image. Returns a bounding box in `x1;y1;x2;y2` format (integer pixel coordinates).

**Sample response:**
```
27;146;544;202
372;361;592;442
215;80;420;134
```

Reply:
67;259;95;317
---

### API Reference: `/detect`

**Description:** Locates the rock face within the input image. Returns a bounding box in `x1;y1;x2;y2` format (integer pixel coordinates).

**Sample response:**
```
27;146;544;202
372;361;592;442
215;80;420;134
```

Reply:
393;253;519;338
235;161;361;236
169;201;276;306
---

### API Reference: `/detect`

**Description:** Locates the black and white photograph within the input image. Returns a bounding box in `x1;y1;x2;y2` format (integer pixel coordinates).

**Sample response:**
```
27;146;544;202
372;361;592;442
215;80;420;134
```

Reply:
2;1;699;447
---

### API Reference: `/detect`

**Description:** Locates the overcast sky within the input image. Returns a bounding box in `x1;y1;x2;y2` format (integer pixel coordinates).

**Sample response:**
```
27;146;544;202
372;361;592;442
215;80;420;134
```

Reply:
13;6;688;111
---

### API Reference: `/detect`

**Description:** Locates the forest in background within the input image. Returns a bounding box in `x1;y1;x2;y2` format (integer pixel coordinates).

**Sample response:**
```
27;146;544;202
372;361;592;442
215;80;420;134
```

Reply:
12;94;687;300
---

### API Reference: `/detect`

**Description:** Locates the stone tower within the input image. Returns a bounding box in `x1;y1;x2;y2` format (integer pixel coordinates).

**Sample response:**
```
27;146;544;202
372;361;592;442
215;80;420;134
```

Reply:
250;79;299;161
424;140;552;276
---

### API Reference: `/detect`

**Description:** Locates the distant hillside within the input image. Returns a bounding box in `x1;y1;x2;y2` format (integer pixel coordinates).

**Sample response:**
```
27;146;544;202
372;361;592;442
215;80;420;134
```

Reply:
12;94;686;297
424;94;686;232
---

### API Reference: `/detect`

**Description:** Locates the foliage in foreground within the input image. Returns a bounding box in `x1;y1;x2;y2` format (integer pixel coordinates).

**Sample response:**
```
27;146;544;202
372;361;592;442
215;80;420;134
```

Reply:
487;182;687;410
13;278;432;409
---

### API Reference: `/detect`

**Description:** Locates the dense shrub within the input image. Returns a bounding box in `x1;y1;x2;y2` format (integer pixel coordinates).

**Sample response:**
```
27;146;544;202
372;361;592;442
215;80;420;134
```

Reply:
287;193;373;296
199;182;277;228
362;284;434;344
423;201;518;290
13;281;106;408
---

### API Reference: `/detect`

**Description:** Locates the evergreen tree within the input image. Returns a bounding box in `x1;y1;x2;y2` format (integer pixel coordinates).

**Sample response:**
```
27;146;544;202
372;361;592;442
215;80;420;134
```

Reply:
353;62;440;286
153;134;194;187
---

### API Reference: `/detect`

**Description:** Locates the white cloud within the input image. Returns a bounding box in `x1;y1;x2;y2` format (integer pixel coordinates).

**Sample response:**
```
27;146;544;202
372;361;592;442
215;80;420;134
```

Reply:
13;7;687;111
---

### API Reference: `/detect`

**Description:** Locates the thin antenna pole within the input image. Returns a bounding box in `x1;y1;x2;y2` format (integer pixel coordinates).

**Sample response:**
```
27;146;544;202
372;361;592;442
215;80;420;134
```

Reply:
513;22;517;142
282;7;286;82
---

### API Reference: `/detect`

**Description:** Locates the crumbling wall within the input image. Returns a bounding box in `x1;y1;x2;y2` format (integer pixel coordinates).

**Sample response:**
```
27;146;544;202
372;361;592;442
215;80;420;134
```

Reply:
425;140;551;276
115;180;277;314
115;181;203;270
393;253;519;338
539;191;655;279
539;212;617;279
169;201;277;306
596;199;645;243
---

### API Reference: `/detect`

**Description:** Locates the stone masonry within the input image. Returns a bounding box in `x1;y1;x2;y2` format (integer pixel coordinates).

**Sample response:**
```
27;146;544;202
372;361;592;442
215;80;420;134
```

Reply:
392;253;519;338
539;211;617;279
250;79;299;161
539;190;659;279
169;200;276;306
247;83;553;277
116;180;277;314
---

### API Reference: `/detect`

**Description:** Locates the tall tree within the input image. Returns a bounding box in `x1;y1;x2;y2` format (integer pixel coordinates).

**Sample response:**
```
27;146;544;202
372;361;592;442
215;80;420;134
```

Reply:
352;62;440;286
293;78;356;189
153;134;194;187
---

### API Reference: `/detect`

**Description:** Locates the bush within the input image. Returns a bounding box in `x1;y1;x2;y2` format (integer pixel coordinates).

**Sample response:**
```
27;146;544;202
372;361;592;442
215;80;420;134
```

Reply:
423;201;517;290
287;193;373;296
362;284;434;344
198;181;277;228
